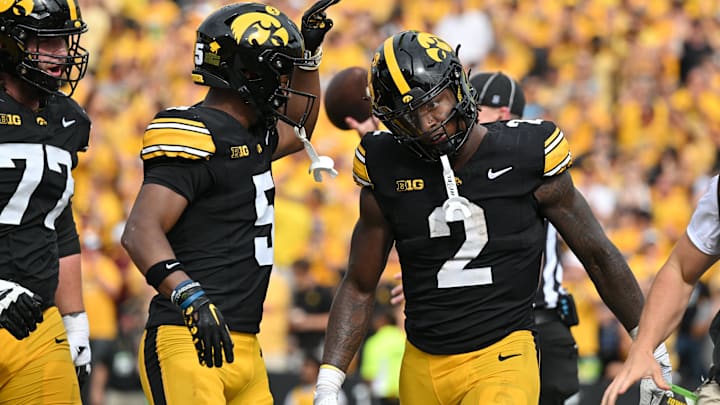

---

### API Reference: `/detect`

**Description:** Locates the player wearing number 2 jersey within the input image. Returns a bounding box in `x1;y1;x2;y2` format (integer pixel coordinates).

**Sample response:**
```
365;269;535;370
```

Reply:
359;119;558;354
314;30;648;405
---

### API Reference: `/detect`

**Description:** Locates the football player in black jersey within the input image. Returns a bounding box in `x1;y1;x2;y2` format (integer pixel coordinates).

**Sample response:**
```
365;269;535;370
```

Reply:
313;30;668;405
472;71;581;405
121;1;338;404
0;0;91;403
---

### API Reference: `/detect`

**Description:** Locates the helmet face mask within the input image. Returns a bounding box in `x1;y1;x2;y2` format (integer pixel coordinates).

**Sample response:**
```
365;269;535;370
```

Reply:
192;3;315;127
0;0;89;96
369;31;478;161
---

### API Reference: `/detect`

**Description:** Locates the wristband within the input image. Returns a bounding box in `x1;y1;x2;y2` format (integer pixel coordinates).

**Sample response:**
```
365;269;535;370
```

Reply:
315;364;345;395
298;46;322;71
170;280;204;308
145;259;183;290
62;312;89;337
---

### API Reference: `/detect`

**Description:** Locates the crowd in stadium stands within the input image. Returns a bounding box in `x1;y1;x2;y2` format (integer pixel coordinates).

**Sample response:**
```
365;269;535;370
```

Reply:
70;0;720;403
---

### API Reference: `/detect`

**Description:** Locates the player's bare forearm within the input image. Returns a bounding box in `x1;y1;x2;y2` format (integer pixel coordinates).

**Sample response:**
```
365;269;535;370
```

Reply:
275;69;321;159
289;68;320;136
579;241;644;331
122;184;185;269
538;172;644;331
638;233;718;347
321;279;375;371
322;189;394;370
55;253;85;315
121;183;192;297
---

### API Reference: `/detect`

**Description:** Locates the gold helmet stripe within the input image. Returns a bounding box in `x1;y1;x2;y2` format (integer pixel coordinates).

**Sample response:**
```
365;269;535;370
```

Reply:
66;0;78;21
383;36;410;96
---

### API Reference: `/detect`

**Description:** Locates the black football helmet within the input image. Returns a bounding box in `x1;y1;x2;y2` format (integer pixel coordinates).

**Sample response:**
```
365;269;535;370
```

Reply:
192;3;315;127
0;0;89;96
368;30;478;161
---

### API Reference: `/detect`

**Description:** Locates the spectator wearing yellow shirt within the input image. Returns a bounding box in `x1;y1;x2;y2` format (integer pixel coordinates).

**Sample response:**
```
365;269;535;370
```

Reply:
258;269;292;372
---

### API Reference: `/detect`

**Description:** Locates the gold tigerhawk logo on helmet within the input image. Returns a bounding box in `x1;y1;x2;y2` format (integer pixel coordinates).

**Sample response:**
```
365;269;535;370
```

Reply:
230;7;289;47
416;32;453;63
0;0;34;15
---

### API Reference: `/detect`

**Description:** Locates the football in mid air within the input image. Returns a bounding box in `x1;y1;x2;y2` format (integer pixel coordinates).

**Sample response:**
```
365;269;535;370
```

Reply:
323;66;372;130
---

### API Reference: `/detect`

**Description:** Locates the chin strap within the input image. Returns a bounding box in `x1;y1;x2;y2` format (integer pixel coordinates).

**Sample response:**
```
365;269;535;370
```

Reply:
440;154;471;222
293;125;337;182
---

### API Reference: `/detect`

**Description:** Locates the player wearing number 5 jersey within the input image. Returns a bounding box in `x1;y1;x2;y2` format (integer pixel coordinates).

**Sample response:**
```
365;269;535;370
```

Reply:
314;30;649;405
121;2;339;404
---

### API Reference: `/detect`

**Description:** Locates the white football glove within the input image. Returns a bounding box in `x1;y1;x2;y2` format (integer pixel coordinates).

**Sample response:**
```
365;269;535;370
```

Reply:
0;279;44;340
62;312;92;387
314;364;345;405
631;327;673;405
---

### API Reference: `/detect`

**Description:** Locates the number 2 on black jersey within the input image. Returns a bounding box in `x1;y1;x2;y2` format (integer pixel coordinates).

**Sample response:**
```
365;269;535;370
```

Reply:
0;143;74;229
428;202;492;288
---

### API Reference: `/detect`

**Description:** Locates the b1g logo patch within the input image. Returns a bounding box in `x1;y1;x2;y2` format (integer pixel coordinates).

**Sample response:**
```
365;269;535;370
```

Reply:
396;179;424;192
0;113;21;126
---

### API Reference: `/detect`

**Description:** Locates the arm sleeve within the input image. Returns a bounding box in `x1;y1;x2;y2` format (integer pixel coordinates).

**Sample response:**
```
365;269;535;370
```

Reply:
55;202;81;257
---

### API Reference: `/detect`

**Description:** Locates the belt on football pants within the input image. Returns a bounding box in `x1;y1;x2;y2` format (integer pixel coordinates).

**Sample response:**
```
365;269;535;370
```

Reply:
534;308;562;325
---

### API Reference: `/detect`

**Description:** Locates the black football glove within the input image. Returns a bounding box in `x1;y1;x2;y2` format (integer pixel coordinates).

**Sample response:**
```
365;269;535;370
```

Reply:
0;279;44;340
76;362;91;388
172;280;234;368
301;0;340;54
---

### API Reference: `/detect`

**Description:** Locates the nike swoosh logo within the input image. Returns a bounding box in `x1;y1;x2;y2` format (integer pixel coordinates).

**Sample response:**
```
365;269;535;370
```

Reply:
498;353;521;361
165;262;180;270
55;337;67;344
62;117;76;127
487;166;513;180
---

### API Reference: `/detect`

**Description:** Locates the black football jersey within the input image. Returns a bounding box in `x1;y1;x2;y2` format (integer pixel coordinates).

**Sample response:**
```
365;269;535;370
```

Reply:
353;119;572;354
0;90;90;308
141;105;279;333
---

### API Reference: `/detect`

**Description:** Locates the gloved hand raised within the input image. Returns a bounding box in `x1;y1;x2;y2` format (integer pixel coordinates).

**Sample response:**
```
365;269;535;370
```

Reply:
301;0;340;58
